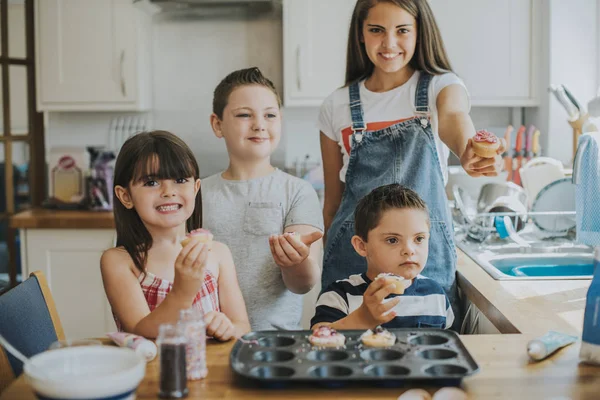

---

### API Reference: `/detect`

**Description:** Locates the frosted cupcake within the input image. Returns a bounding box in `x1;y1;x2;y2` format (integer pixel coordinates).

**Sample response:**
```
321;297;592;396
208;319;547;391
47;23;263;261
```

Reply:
361;326;397;347
376;273;407;295
308;326;346;348
180;228;213;247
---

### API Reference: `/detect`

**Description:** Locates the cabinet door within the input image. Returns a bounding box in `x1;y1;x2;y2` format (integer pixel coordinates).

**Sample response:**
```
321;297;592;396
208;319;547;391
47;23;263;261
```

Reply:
24;229;117;339
430;0;538;106
283;0;356;106
35;0;143;110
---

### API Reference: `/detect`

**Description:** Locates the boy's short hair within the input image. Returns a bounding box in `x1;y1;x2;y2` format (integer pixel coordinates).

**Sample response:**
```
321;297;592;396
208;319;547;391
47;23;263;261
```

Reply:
354;184;429;240
212;67;281;119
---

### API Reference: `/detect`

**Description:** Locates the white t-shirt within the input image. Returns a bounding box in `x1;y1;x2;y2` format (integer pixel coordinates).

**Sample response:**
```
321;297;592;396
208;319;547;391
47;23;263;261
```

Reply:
317;71;470;183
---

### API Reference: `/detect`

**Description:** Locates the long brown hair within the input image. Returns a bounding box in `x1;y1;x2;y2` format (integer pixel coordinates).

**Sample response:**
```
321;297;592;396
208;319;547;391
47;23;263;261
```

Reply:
113;130;202;271
345;0;453;85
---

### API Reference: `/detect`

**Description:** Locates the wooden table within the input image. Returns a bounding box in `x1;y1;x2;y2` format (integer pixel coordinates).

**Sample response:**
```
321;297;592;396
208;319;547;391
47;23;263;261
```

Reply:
2;335;600;400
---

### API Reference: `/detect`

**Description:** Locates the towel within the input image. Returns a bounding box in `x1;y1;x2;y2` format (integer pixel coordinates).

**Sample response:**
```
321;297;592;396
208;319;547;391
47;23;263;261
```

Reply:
575;132;600;246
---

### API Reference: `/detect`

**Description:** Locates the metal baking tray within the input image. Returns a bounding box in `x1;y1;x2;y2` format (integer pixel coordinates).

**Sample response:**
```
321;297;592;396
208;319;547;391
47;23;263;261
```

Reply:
230;328;479;387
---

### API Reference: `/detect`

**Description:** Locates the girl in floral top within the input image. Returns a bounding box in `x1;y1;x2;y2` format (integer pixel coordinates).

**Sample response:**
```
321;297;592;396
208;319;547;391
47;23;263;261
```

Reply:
101;130;250;340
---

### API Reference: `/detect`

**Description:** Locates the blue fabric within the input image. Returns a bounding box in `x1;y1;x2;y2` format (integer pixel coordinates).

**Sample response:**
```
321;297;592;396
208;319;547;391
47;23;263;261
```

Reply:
575;133;600;246
0;274;59;377
321;72;459;328
349;83;366;131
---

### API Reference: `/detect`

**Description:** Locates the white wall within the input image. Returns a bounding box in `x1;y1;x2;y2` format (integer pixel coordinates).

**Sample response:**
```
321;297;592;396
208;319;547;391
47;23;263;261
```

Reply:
529;0;599;165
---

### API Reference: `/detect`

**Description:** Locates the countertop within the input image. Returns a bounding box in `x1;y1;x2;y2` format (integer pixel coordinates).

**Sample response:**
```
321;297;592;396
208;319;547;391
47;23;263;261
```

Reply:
9;209;115;229
1;335;599;400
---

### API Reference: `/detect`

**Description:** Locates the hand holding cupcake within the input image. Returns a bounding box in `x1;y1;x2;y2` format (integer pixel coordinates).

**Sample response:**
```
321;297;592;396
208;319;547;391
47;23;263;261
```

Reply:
460;129;506;178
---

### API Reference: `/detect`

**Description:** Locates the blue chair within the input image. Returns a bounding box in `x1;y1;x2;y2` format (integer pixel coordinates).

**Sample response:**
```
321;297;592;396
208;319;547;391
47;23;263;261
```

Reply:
0;271;64;392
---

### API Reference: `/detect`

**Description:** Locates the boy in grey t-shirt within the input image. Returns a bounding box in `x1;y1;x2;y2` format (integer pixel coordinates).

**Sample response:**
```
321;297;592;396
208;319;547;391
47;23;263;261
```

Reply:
202;67;324;331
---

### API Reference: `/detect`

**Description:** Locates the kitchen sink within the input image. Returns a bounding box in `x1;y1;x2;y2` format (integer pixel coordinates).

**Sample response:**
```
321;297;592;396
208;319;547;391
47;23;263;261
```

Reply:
456;232;594;280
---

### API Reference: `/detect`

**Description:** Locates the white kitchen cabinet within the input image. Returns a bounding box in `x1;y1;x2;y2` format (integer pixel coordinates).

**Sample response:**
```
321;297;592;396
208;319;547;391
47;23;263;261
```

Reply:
35;0;153;111
429;0;540;106
283;0;540;107
21;229;117;339
283;0;356;106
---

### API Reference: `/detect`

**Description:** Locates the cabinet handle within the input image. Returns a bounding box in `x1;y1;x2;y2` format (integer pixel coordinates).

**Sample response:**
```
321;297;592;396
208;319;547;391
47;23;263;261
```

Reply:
296;45;302;91
120;50;127;97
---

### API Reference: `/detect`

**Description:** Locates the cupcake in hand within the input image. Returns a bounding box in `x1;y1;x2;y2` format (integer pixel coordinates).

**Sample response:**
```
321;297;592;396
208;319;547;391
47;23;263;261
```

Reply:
472;130;500;158
180;228;213;247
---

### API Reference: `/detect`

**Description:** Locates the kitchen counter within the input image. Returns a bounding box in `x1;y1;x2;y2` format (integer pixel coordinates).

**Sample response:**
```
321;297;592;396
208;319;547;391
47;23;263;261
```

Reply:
456;249;588;336
9;209;115;229
2;335;599;400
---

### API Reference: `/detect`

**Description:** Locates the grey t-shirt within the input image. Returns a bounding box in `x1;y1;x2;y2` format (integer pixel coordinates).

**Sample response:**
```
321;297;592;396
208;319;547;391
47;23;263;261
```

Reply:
201;169;324;331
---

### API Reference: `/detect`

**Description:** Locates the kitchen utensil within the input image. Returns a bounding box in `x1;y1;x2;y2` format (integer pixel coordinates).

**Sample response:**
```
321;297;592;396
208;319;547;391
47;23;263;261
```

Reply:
532;130;541;157
562;85;582;113
502;125;514;181
476;181;527;213
531;178;576;235
549;84;579;121
512;125;526;185
230;329;479;386
483;194;528;232
495;216;531;247
525;124;536;161
24;346;145;399
0;333;48;379
519;157;565;207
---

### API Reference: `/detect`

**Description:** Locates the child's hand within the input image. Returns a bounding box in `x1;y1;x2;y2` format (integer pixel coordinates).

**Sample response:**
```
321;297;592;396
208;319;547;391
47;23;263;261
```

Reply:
204;311;235;341
460;138;506;177
269;231;323;268
358;277;401;327
172;240;210;301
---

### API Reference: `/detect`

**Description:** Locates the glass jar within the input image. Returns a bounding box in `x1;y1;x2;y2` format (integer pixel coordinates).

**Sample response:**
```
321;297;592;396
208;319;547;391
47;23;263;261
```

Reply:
156;323;188;399
179;307;208;380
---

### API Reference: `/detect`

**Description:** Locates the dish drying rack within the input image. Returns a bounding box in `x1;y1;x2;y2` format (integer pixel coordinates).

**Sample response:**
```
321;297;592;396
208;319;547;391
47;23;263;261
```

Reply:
453;208;577;245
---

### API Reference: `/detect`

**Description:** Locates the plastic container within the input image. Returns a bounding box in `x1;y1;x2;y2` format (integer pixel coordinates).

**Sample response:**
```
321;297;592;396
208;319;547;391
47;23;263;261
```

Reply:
179;308;208;380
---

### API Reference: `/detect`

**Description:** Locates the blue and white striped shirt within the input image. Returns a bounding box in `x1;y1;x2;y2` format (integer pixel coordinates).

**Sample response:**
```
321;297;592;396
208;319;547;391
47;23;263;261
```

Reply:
311;273;454;329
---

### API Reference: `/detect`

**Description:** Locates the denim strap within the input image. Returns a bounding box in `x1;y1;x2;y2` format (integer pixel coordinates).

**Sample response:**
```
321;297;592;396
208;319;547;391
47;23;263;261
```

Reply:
415;72;433;117
349;82;366;132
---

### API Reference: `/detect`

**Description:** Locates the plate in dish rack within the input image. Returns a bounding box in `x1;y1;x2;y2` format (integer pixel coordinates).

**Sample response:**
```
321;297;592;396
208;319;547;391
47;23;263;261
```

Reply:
531;178;576;234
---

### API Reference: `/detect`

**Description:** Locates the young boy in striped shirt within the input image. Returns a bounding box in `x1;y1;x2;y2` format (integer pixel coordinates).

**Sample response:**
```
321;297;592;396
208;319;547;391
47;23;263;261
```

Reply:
311;184;454;330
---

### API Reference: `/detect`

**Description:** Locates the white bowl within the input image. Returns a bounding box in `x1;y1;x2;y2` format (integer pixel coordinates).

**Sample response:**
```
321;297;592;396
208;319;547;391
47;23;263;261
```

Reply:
24;346;145;400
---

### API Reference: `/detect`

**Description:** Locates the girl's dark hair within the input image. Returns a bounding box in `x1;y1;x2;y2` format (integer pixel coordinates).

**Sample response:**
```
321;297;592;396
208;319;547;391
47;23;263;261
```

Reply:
354;183;429;240
212;66;281;119
345;0;453;85
113;130;202;271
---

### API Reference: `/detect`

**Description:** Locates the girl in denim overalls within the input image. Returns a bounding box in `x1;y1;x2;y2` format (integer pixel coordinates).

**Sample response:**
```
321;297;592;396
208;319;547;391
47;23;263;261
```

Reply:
318;0;505;327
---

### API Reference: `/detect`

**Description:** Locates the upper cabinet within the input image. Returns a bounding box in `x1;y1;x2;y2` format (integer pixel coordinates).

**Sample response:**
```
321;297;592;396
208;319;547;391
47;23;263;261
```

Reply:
429;0;539;106
283;0;539;107
35;0;153;111
283;0;355;107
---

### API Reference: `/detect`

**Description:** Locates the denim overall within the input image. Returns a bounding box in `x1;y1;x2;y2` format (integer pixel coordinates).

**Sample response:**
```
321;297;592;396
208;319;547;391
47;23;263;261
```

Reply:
322;72;459;325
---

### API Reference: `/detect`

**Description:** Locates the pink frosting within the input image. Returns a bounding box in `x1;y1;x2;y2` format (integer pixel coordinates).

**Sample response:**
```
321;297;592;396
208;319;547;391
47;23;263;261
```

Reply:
474;130;498;144
312;326;338;338
188;228;212;236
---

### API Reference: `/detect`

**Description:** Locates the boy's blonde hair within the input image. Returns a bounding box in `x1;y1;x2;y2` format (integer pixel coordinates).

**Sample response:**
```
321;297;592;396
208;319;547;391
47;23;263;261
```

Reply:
212;67;281;119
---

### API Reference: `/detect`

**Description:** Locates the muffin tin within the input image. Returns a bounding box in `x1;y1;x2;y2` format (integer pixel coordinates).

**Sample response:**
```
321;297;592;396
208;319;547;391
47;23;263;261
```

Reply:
230;329;479;386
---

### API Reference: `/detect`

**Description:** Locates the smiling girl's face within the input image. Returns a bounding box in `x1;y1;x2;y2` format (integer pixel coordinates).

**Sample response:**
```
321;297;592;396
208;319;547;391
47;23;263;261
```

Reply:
362;2;418;77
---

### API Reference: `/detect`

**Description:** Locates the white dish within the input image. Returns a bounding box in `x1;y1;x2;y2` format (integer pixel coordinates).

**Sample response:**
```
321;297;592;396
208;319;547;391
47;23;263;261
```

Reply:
24;346;145;400
531;177;576;234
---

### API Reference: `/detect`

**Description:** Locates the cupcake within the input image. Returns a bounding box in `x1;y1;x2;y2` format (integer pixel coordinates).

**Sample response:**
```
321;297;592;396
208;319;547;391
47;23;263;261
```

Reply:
308;326;346;348
376;273;407;295
361;326;397;347
472;130;500;158
180;228;213;247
